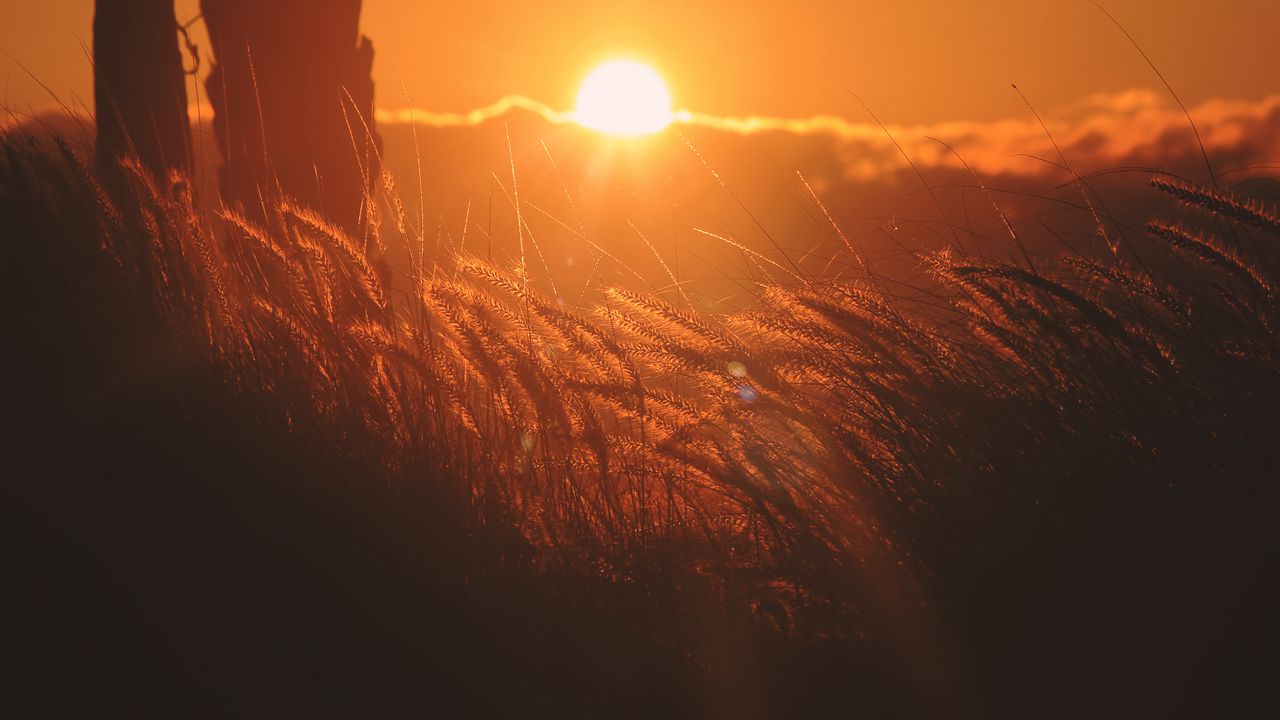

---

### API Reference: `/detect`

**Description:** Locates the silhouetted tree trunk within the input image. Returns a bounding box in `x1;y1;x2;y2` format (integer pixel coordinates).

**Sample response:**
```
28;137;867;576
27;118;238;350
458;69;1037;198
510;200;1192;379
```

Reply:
93;0;191;182
201;0;380;230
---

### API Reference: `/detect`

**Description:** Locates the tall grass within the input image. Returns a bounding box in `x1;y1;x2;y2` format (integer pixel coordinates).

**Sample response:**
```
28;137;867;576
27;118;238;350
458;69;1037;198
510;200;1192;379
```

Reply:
4;127;1278;715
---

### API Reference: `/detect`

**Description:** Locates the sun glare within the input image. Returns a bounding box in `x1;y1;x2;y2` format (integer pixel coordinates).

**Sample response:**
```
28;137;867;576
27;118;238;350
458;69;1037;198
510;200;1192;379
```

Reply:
574;61;673;136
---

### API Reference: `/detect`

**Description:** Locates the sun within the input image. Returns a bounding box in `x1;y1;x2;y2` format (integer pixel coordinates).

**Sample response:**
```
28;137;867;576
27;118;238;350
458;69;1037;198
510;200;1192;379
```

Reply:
574;60;673;136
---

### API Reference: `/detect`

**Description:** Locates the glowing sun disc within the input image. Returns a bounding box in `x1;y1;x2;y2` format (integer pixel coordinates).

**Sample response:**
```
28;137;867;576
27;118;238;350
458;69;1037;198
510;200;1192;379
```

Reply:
574;61;673;136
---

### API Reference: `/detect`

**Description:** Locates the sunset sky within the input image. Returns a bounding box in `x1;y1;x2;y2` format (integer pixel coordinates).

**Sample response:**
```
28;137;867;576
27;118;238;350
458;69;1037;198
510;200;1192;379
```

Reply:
3;1;1278;125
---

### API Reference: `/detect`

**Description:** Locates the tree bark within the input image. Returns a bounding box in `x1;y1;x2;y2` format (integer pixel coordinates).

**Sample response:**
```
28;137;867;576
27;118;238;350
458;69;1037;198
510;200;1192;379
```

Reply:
201;0;380;231
93;0;191;182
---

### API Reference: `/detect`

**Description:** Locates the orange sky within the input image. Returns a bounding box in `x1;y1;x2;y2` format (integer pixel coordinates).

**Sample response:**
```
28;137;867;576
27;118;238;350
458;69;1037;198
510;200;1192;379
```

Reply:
2;1;1278;125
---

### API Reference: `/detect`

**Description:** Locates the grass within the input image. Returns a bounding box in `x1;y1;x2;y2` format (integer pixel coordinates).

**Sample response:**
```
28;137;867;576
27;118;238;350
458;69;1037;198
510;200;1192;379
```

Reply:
4;125;1279;717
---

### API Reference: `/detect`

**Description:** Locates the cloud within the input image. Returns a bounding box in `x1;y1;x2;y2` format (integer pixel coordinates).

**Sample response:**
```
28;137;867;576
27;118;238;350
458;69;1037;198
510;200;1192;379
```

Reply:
13;87;1275;188
377;89;1280;181
376;95;572;128
680;89;1280;180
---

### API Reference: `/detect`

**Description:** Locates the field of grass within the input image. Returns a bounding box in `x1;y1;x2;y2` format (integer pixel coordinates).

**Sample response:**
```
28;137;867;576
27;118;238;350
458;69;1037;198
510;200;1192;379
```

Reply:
4;124;1278;717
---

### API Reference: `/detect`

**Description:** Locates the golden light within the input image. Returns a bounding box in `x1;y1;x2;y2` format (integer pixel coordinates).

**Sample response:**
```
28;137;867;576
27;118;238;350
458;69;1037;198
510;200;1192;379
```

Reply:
573;60;673;136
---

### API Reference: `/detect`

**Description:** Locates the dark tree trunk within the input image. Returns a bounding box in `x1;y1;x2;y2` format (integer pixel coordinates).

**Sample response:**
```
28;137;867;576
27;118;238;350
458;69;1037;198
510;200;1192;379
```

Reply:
201;0;380;231
93;0;191;182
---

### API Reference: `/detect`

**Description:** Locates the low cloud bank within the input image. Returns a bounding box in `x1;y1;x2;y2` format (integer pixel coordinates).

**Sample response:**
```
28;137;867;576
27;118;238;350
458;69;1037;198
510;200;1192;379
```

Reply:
378;89;1280;181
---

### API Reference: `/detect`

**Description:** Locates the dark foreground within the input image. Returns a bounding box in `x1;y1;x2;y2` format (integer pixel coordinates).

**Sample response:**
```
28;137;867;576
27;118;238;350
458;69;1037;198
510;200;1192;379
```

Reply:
4;132;1279;718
